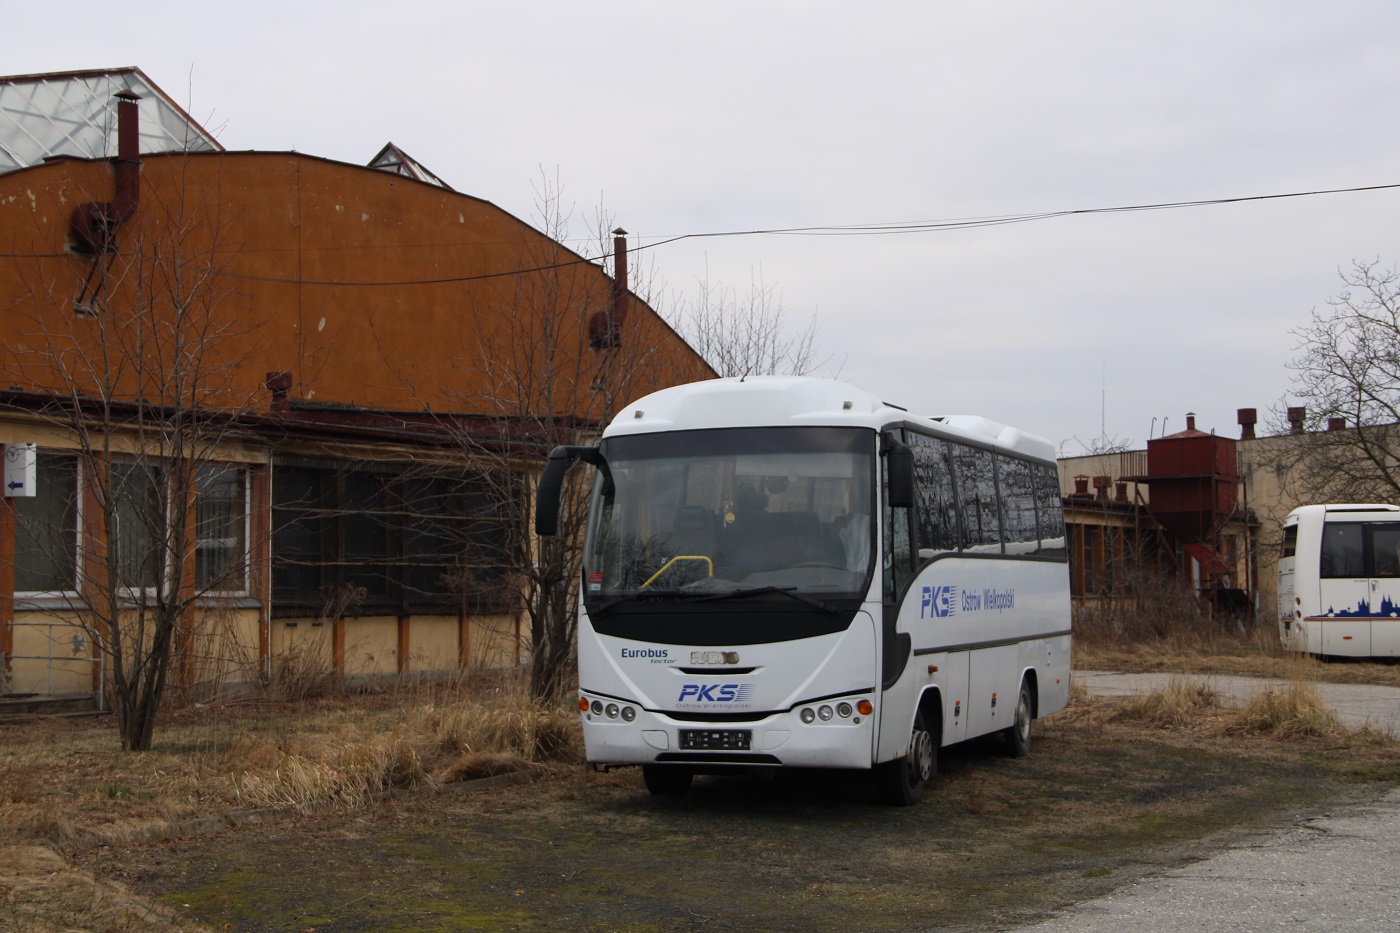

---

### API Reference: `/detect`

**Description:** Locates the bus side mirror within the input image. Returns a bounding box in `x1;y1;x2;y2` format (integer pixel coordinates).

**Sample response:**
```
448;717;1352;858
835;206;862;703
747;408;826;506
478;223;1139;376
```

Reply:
884;437;915;509
535;445;609;536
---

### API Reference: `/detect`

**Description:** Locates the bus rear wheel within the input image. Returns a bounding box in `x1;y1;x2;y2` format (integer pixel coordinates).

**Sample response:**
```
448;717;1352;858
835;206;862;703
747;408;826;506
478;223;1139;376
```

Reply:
879;709;935;806
1001;680;1033;758
642;765;694;796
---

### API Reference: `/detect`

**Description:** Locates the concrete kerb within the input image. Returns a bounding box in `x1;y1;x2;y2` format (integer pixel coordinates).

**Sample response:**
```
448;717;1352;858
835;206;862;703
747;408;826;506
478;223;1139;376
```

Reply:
75;768;536;851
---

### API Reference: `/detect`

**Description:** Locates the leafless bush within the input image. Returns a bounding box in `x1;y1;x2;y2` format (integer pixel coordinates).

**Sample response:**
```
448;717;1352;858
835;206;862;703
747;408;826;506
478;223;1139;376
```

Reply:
1073;566;1282;666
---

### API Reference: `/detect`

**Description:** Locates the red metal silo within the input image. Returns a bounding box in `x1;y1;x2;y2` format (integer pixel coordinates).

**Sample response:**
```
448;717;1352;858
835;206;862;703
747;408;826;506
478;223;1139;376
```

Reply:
1145;413;1239;554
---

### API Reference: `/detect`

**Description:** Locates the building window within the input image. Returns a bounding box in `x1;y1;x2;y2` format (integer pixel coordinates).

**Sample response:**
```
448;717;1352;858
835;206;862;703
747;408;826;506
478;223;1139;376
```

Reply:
196;465;249;593
271;462;511;618
13;452;79;594
112;462;163;591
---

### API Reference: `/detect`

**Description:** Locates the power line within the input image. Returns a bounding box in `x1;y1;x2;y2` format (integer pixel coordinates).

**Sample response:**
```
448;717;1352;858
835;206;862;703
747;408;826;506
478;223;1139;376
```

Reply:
6;182;1398;285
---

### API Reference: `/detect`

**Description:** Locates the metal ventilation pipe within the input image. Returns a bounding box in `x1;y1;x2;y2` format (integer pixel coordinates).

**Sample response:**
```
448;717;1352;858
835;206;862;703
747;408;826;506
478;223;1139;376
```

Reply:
588;228;629;350
70;90;142;254
1237;408;1257;440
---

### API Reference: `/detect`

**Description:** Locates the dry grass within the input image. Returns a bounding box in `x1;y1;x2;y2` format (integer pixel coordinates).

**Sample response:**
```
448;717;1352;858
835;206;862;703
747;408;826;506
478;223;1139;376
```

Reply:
1105;678;1222;728
1224;683;1340;739
1070;673;1386;746
0;671;581;853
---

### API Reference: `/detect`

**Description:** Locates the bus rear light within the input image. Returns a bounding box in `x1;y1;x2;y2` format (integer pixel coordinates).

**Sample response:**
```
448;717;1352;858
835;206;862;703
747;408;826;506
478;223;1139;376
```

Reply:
857;700;873;716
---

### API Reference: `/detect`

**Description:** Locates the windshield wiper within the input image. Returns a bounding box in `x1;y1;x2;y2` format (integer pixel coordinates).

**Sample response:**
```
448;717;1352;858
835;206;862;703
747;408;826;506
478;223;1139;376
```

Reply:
591;589;687;616
694;585;838;615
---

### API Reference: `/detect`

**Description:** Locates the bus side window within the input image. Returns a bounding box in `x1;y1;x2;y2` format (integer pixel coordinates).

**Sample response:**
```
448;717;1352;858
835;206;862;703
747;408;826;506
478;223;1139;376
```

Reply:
909;433;958;558
1280;524;1297;559
952;445;1001;553
1320;523;1364;578
996;455;1038;554
1033;463;1067;557
1370;525;1400;578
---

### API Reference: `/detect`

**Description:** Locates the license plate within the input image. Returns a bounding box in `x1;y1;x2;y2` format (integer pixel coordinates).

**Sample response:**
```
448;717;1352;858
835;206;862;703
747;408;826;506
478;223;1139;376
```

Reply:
679;729;752;751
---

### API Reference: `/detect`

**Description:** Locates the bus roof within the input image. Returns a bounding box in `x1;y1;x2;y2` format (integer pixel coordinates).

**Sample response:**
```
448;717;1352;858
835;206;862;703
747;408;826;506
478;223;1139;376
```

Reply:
1284;503;1400;523
603;376;1056;462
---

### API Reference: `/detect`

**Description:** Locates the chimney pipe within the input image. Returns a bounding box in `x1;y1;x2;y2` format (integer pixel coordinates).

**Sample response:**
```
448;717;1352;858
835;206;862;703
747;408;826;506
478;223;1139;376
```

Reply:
1288;407;1306;434
265;371;294;414
1093;475;1111;502
112;90;141;218
589;228;630;350
1328;417;1346;432
1073;475;1090;497
1185;412;1196;432
1115;481;1128;503
1237;407;1257;440
70;91;142;255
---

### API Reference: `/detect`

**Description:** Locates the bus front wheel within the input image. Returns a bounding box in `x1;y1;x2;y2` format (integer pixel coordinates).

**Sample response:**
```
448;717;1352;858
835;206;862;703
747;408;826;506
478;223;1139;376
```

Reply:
642;765;694;796
878;709;935;806
1001;680;1033;758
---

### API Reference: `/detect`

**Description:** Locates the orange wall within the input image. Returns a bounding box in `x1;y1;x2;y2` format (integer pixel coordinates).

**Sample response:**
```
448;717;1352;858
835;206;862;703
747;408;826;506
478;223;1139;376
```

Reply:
0;151;712;418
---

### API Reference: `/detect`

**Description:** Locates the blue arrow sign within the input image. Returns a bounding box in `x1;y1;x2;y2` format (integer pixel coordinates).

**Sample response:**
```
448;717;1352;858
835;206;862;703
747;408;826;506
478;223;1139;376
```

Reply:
6;481;22;491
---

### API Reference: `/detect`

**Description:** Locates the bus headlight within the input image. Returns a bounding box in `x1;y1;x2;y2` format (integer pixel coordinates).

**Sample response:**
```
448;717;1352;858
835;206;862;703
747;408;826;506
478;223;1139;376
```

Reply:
590;700;604;716
605;703;619;719
818;705;834;721
800;708;816;724
621;706;636;722
837;702;853;718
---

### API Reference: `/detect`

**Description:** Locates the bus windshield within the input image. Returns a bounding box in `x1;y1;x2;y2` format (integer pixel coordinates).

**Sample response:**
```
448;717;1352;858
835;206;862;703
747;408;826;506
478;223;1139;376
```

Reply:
582;426;876;605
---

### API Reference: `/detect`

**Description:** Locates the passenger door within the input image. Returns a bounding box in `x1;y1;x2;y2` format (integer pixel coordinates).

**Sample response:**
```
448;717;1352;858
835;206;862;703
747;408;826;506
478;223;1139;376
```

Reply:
1318;521;1370;655
1367;523;1400;657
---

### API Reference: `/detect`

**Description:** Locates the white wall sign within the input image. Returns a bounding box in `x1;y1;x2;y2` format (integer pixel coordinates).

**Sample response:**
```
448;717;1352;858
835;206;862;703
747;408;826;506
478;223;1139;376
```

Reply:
4;443;36;497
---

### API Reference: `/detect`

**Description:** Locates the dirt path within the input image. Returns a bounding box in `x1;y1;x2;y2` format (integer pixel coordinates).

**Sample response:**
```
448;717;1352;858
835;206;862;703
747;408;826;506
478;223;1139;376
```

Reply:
77;715;1361;932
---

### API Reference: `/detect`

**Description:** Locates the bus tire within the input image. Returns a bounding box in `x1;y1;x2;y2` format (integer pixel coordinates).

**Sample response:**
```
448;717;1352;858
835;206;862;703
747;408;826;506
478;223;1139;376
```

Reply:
1001;679;1033;758
642;765;693;796
879;708;935;806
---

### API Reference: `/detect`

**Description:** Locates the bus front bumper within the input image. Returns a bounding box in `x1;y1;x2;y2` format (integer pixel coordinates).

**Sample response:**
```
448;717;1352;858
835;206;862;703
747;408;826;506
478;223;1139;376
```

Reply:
580;696;876;770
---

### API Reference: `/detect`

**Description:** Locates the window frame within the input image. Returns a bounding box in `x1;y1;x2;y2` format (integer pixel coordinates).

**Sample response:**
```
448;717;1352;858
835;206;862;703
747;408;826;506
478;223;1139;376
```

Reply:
195;464;252;597
12;450;82;598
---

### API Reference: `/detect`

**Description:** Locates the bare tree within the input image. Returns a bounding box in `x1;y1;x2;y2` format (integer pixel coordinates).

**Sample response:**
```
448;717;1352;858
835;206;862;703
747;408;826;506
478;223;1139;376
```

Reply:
667;263;829;377
386;174;709;704
4;163;268;750
1270;259;1400;502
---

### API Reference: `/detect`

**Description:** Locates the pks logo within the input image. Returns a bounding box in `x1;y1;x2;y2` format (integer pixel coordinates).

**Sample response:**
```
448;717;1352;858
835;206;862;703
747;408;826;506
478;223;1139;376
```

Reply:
678;683;754;703
922;585;957;619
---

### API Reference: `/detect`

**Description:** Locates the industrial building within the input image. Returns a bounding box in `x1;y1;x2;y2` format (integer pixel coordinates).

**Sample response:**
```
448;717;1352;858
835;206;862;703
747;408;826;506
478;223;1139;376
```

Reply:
0;68;712;705
1058;406;1363;625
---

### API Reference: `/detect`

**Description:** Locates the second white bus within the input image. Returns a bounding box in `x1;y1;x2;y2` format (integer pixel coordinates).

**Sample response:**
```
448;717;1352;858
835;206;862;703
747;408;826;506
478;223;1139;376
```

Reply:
1279;503;1400;658
536;376;1072;805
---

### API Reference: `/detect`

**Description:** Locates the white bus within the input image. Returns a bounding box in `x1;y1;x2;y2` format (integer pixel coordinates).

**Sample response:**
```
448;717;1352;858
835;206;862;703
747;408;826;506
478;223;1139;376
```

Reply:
536;376;1072;805
1279;503;1400;658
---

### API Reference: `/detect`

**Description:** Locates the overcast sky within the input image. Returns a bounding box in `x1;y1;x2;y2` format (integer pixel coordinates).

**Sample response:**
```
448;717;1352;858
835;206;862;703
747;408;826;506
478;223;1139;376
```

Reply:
13;2;1400;453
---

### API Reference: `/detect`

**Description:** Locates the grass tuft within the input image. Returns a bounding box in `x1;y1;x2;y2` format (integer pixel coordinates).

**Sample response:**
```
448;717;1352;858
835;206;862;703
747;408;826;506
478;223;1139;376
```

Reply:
1107;678;1220;728
1223;683;1339;739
